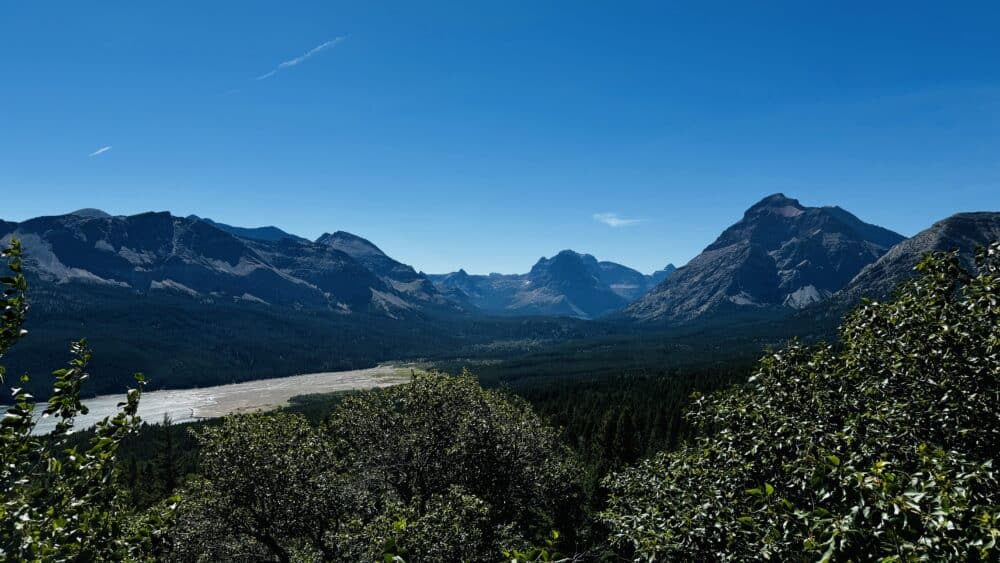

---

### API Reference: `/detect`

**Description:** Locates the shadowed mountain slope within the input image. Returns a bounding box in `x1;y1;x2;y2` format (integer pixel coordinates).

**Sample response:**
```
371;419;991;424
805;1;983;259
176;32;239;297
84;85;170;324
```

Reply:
625;194;904;324
833;211;1000;305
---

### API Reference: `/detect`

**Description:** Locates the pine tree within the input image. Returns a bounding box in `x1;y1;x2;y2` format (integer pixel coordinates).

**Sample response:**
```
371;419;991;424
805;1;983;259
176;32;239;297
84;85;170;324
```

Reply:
154;413;179;495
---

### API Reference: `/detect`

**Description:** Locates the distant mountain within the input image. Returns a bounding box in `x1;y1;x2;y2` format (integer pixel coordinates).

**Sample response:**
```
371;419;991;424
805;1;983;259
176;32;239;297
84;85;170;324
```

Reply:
188;215;302;243
833;212;1000;305
0;211;454;318
316;231;460;312
516;251;630;318
595;259;656;302
429;251;673;319
650;264;677;285
625;194;905;324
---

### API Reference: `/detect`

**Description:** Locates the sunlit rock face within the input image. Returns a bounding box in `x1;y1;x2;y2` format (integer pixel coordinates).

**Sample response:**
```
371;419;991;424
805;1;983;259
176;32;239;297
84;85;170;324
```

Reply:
625;193;905;324
0;210;462;317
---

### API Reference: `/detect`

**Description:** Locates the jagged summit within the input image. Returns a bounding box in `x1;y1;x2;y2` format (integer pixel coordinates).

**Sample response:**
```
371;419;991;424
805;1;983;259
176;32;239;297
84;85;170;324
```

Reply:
317;231;459;311
650;263;677;285
745;193;805;215
626;194;905;324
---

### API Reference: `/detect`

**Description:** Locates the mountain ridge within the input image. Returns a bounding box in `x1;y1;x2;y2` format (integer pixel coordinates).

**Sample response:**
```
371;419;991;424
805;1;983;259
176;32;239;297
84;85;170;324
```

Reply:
5;200;996;328
429;250;675;319
0;211;457;319
625;193;906;324
832;211;1000;306
188;215;303;243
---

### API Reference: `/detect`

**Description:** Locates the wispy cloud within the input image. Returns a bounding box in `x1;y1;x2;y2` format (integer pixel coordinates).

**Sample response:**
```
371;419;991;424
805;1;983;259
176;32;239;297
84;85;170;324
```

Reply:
88;146;112;157
256;37;346;80
593;212;642;228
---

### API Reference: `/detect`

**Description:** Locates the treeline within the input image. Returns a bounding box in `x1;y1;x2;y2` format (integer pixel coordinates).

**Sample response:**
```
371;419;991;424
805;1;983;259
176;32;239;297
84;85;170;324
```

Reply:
522;367;744;468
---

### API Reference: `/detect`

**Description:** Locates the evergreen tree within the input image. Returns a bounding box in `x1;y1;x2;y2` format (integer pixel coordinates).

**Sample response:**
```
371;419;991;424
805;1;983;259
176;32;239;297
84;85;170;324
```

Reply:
154;413;179;495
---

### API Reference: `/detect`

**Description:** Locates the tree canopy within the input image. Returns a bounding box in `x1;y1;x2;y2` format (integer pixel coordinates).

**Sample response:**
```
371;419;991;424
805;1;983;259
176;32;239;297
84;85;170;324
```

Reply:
163;371;584;562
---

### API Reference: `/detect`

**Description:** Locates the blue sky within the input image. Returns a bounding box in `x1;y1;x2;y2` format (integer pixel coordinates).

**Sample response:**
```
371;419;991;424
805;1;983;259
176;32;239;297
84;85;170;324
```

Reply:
2;1;999;274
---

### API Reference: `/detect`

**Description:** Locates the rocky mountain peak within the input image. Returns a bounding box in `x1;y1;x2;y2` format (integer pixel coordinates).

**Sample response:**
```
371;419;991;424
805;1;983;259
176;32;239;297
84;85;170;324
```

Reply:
317;231;386;258
626;194;905;324
745;193;805;217
429;250;658;319
530;250;598;281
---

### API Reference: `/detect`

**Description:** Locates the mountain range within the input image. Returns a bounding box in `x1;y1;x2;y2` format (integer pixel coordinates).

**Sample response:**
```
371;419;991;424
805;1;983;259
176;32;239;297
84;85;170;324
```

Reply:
1;197;997;397
0;210;461;319
428;252;676;319
4;197;997;328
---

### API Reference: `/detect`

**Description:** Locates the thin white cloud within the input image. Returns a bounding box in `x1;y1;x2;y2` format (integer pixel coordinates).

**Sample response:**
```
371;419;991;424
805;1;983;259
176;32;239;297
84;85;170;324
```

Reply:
593;212;642;227
88;146;112;157
256;37;346;80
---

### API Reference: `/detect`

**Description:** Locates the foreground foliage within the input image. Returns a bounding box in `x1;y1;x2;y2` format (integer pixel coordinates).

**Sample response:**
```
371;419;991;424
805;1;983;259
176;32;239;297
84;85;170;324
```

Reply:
602;243;1000;561
162;371;584;562
0;240;152;561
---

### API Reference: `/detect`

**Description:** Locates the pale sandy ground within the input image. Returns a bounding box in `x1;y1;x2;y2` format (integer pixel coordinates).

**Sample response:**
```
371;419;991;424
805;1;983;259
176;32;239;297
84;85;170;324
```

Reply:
28;365;411;434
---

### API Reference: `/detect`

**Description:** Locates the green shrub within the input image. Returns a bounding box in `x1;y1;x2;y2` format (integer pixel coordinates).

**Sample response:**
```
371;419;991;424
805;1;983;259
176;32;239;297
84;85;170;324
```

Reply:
0;239;154;561
602;243;1000;561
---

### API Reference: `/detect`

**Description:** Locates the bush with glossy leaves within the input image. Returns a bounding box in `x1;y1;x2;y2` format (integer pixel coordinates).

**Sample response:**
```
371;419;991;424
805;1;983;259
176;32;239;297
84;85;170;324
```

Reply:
602;243;1000;562
0;240;153;561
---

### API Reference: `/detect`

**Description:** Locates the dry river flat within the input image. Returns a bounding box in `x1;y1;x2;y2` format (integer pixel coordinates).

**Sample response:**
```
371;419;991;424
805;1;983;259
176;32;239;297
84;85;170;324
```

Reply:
29;365;411;434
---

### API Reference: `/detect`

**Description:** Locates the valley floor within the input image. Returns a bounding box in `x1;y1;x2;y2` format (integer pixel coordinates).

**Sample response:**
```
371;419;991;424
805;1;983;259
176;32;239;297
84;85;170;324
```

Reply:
30;364;412;434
